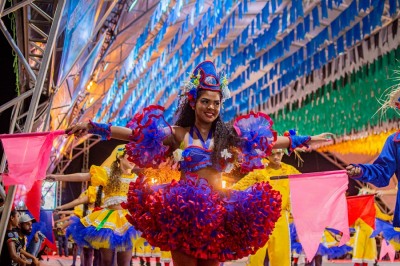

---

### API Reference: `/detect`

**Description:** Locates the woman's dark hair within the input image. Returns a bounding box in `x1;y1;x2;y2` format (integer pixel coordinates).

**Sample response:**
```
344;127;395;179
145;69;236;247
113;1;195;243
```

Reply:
95;185;103;208
10;209;18;217
104;154;124;194
83;203;89;217
174;89;239;165
0;208;18;220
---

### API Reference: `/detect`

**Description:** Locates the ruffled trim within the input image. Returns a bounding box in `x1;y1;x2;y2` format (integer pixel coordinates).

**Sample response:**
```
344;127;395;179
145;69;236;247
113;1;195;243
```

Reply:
123;173;282;261
66;216;91;247
103;196;126;207
219;183;282;259
327;245;352;259
67;212;138;251
126;105;172;168
233;112;277;173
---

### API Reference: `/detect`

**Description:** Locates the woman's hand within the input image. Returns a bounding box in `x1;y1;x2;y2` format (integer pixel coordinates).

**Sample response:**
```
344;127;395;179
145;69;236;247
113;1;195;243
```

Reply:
358;187;375;195
308;133;335;145
65;122;91;138
45;174;56;182
346;164;362;177
33;258;40;266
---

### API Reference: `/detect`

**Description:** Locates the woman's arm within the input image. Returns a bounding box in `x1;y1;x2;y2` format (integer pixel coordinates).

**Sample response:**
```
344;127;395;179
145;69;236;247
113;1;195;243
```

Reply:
55;210;75;215
376;188;398;197
110;126;132;141
56;196;88;211
273;133;333;149
54;215;70;224
273;136;291;149
47;172;91;182
66;122;132;141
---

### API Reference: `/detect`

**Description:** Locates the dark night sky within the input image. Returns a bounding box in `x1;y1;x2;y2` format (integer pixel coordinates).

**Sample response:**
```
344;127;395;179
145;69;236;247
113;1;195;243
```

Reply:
0;15;16;135
0;12;18;166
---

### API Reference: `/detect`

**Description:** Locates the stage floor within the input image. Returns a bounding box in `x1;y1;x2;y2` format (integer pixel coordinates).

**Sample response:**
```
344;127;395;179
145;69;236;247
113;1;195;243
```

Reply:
38;256;400;266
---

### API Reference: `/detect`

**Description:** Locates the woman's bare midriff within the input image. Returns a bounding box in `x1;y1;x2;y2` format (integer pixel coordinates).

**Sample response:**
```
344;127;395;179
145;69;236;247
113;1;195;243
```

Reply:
182;167;223;190
107;204;124;210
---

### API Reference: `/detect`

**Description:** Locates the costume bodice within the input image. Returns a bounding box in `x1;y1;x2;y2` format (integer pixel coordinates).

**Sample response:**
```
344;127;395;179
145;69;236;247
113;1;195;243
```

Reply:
180;126;221;172
90;165;137;207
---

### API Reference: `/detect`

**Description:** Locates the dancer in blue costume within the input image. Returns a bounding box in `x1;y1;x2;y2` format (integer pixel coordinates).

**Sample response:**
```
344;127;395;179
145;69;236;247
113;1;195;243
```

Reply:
347;88;400;229
67;61;332;266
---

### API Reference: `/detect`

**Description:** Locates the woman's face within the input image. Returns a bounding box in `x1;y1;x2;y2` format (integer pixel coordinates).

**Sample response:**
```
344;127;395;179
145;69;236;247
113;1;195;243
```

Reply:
10;212;20;227
194;90;221;124
120;153;135;170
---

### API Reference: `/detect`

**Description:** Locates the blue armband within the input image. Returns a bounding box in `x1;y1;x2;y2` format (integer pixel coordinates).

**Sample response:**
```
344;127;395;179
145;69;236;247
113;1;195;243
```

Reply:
88;121;111;140
285;129;311;155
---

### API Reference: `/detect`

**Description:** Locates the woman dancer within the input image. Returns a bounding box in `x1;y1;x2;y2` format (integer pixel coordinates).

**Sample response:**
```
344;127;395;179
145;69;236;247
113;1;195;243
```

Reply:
47;145;137;266
67;61;332;266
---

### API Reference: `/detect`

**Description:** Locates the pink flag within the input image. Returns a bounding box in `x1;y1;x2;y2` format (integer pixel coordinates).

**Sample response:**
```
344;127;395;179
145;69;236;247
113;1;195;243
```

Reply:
0;130;64;191
289;170;350;261
380;240;396;262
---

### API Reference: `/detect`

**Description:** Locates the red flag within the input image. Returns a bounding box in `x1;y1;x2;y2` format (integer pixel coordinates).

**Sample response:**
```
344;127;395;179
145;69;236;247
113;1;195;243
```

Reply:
289;170;350;261
25;180;42;221
347;194;376;229
0;130;64;191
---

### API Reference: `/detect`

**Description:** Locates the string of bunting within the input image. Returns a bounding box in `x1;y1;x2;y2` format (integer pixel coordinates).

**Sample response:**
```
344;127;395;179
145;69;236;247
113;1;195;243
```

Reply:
92;0;398;126
271;47;400;137
111;0;245;123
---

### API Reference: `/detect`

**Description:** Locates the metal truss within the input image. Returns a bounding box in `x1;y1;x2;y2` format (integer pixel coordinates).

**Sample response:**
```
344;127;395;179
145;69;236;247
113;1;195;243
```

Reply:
49;136;100;207
0;0;66;251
